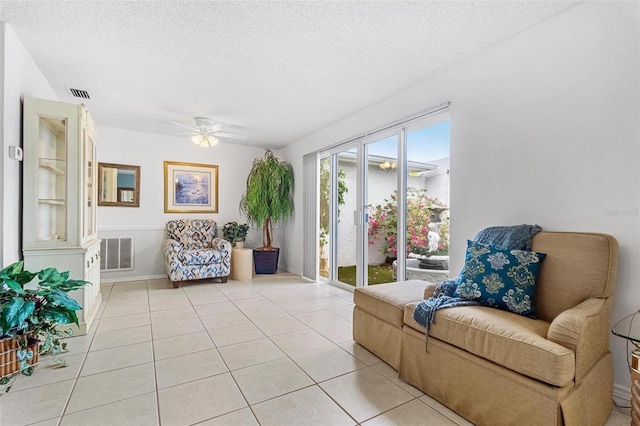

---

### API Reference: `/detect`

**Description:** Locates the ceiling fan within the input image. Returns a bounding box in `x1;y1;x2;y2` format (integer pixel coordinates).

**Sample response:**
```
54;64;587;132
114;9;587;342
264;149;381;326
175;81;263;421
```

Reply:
169;117;247;148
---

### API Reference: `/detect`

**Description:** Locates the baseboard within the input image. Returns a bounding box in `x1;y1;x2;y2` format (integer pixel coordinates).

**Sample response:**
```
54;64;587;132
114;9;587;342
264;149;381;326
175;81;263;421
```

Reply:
276;265;315;282
102;273;166;283
613;382;632;406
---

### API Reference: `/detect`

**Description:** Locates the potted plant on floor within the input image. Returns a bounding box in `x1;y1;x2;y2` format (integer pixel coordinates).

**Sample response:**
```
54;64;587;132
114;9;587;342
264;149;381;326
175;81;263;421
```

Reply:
0;261;90;391
240;150;294;274
222;221;250;248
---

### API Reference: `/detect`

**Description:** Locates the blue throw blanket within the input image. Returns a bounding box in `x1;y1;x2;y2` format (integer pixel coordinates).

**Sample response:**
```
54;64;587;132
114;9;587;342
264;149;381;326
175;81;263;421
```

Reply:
412;224;542;330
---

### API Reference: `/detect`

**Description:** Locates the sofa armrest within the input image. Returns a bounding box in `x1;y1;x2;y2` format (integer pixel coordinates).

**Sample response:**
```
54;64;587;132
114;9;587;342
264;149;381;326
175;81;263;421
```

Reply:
423;282;438;299
547;297;612;385
162;239;183;258
211;237;232;253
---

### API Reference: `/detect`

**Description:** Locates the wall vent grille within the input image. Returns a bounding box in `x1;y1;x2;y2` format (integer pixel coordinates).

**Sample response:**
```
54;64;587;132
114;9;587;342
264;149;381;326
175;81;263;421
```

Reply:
67;88;91;99
100;238;133;271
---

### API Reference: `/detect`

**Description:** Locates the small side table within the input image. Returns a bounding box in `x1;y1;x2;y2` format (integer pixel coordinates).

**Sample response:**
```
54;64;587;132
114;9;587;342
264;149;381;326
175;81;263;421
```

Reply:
230;248;253;281
611;310;640;425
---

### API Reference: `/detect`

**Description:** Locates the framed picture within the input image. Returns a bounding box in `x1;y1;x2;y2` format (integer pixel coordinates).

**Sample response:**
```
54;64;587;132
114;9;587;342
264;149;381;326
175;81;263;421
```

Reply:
164;161;219;213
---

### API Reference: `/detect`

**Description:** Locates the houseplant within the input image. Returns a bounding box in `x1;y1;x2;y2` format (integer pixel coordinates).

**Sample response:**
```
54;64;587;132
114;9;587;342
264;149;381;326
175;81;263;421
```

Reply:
222;221;250;248
240;150;294;274
0;261;90;392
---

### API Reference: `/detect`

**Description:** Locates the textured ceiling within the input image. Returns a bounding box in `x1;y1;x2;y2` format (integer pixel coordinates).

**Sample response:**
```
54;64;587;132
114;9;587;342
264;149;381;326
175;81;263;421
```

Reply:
0;1;578;148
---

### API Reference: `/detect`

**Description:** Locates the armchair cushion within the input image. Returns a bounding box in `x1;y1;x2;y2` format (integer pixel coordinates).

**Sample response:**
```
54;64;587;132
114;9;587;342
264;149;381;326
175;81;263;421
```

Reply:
182;248;223;265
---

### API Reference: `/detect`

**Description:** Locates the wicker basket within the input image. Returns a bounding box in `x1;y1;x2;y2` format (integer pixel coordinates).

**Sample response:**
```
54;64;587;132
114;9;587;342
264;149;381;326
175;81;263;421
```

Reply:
0;336;39;378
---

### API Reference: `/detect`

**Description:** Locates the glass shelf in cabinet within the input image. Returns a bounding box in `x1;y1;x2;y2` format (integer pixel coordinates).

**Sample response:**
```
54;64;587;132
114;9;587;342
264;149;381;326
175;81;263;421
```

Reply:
38;158;66;175
38;199;66;206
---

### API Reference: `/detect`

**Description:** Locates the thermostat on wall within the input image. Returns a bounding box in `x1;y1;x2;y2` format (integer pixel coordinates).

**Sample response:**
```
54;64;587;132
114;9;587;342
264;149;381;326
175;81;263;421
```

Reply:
9;146;23;161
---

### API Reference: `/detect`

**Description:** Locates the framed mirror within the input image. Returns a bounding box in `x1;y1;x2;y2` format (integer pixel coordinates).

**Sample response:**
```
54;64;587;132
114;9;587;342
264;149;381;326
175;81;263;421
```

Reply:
98;163;140;207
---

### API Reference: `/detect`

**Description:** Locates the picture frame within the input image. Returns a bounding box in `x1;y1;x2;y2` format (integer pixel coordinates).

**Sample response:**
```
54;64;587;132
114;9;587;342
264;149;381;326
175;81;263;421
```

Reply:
164;161;219;213
98;162;141;207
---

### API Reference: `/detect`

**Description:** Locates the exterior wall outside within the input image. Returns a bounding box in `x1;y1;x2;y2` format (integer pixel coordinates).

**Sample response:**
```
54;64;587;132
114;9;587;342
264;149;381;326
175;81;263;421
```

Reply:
280;2;639;396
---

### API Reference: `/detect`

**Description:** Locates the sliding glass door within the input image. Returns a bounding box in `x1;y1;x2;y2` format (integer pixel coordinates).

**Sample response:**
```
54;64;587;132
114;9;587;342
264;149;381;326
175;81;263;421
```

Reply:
319;145;360;286
403;121;451;282
317;108;450;288
365;134;399;286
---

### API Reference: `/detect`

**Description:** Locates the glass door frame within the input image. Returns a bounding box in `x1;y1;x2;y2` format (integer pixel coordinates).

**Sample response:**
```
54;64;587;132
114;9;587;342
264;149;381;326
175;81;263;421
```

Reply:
360;128;406;287
316;103;450;288
319;140;364;288
320;128;406;288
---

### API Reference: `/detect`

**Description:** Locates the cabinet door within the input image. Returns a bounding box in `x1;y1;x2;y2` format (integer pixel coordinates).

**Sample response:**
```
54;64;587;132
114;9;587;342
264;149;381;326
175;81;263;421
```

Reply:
82;124;97;241
23;98;81;248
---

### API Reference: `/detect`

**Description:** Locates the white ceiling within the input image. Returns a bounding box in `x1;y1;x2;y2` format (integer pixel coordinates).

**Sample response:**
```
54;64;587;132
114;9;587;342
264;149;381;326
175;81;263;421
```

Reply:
0;1;579;149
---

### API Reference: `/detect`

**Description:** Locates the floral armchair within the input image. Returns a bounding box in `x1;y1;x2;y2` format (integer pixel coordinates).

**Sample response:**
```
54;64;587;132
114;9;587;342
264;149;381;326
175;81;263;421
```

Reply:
162;219;231;288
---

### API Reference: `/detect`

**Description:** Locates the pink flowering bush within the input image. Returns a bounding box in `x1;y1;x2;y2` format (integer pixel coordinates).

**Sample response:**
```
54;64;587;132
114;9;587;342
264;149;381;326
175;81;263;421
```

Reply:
368;188;449;260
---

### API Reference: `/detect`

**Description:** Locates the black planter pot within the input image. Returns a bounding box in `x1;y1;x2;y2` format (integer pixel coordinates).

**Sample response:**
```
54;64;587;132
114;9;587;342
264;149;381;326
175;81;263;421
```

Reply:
253;248;280;274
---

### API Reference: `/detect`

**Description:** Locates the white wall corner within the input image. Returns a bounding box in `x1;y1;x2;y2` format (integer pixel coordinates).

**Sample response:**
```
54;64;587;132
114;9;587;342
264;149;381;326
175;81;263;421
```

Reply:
613;382;632;409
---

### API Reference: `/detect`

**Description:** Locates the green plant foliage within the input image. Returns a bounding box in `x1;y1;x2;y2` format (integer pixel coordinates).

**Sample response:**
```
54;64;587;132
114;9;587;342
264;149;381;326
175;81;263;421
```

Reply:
222;222;250;247
240;150;294;248
0;261;90;392
368;188;449;259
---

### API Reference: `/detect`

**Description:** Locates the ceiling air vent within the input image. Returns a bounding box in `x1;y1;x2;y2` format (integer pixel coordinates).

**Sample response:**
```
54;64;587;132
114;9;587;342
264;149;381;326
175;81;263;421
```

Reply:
67;88;90;100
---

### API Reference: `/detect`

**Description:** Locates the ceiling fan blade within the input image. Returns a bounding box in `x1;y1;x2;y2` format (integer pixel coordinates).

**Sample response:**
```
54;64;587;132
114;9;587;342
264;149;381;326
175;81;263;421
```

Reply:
172;132;196;135
214;132;247;140
168;121;198;132
209;123;224;133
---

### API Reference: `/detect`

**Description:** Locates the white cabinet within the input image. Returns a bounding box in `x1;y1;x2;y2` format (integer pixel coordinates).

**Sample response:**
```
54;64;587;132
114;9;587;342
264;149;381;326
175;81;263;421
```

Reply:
22;97;101;335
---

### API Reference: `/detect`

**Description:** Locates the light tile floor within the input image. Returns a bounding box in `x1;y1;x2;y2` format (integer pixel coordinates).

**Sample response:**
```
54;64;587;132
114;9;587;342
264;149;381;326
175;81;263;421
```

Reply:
0;273;633;426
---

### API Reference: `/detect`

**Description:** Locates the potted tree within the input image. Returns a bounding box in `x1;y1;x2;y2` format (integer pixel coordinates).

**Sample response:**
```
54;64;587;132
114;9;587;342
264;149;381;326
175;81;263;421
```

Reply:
0;261;90;391
240;150;294;274
222;221;250;248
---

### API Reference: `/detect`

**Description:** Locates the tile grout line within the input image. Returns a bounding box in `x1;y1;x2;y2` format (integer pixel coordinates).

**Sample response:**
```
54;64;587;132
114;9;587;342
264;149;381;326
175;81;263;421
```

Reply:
183;279;258;425
148;279;162;426
58;305;100;422
225;281;360;424
59;282;154;424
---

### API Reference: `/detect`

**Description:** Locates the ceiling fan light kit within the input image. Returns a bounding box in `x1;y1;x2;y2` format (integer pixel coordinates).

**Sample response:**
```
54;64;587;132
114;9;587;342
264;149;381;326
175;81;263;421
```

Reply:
191;134;219;148
170;117;247;148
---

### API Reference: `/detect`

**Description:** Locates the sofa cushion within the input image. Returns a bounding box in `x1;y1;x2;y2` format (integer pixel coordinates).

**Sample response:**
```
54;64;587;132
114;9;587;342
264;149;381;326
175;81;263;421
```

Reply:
354;280;427;328
404;303;575;386
455;240;546;317
181;248;222;265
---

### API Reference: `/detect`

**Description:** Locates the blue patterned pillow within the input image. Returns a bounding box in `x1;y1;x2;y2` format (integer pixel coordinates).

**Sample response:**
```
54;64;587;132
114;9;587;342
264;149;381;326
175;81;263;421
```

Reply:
455;240;546;317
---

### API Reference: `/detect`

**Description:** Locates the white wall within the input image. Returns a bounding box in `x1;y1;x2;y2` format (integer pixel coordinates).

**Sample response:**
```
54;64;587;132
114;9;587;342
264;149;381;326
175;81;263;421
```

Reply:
1;23;57;265
96;126;268;281
281;1;639;398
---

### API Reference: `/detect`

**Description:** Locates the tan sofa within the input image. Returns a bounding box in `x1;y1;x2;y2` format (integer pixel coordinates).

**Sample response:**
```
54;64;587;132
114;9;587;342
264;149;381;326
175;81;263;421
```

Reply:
353;232;618;426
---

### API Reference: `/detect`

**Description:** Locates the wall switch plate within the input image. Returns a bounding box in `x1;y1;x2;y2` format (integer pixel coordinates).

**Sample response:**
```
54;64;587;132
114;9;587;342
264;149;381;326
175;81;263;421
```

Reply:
9;146;23;161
